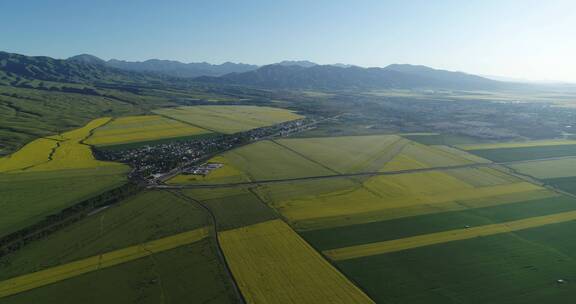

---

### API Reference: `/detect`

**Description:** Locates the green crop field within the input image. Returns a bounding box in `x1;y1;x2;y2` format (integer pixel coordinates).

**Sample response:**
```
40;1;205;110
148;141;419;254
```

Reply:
509;158;576;179
2;240;235;304
0;190;238;303
0;167;128;238
169;140;335;183
466;144;576;162
544;176;576;196
301;195;576;251
274;135;408;173
85;115;211;147
337;230;576;304
154;105;303;134
183;188;278;231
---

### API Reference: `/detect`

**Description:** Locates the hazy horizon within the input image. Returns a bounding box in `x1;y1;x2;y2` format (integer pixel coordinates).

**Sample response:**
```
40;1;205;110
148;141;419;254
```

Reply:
2;0;575;82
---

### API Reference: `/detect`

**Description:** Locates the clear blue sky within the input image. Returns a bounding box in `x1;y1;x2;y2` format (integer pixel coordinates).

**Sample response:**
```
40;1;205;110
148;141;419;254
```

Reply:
1;0;575;81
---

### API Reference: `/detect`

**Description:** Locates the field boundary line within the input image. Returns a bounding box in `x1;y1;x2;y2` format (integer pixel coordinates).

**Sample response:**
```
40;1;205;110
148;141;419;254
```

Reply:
155;111;218;133
325;210;576;261
0;227;208;299
156;162;497;189
169;190;246;304
270;139;342;174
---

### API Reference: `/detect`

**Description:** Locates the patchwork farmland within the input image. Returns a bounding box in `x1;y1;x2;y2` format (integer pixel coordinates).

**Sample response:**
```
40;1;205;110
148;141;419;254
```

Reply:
4;104;576;303
168;133;576;303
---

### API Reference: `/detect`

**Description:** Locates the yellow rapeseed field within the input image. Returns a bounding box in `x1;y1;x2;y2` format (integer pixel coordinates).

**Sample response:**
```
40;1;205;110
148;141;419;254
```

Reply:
325;210;576;261
274;170;542;230
30;117;123;171
0;118;120;172
0;138;58;172
85;115;210;146
219;219;374;304
0;227;208;299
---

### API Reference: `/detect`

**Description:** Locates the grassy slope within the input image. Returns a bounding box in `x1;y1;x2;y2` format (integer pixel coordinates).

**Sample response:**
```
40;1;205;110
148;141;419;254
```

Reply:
0;85;172;155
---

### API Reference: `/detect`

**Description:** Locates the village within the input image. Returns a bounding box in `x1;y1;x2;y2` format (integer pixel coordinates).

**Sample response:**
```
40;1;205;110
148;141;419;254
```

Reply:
95;117;314;182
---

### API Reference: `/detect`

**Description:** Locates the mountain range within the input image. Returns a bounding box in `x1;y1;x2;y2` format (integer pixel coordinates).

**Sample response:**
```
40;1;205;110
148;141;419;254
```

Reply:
197;63;503;90
68;54;258;78
1;51;507;90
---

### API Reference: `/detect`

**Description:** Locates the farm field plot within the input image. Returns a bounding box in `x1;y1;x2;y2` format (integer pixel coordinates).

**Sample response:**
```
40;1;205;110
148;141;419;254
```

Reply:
274;135;408;173
324;209;576;261
183;187;278;231
459;139;576;150
0;138;58;172
2;239;236;304
467;144;576;162
337;224;576;304
301;194;576;251
201;140;335;181
0;190;238;303
459;139;576;162
85;115;211;147
276;135;487;173
265;167;542;230
0;227;208;298
509;158;576;179
0;167;127;238
544;176;576;196
154;105;303;134
0;190;208;279
380;141;483;171
402;133;487;145
33;117;125;171
219;219;374;304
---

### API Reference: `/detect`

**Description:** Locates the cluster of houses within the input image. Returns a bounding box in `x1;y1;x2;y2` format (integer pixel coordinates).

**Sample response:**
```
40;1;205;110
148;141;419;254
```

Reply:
181;162;223;176
96;117;315;181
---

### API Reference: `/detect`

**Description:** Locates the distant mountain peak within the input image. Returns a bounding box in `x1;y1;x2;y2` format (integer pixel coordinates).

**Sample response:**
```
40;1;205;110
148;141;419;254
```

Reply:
105;58;259;78
67;54;105;65
275;60;318;68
